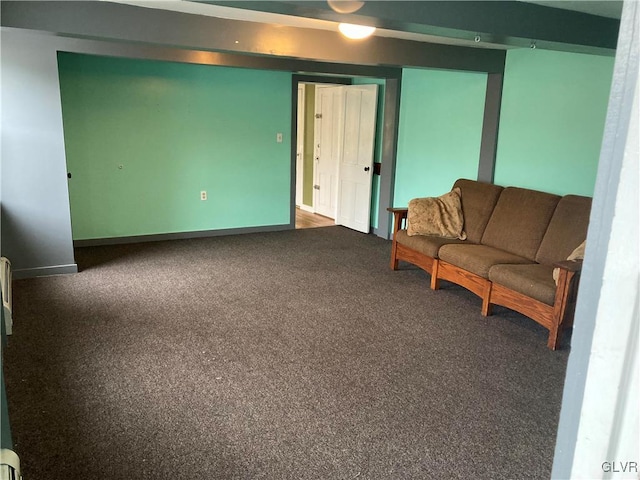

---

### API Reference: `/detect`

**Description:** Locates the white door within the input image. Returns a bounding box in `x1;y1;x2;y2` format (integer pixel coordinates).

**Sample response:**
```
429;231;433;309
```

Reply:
295;84;305;207
313;86;343;219
336;85;378;233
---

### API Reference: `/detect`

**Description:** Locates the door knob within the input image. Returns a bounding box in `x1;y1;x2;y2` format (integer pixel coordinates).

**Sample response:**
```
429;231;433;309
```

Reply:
364;166;370;172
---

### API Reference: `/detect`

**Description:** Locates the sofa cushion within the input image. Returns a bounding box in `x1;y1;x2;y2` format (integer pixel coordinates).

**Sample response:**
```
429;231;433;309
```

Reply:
489;263;557;306
407;188;467;239
536;195;592;265
453;179;504;244
396;230;467;258
480;187;561;261
438;244;533;279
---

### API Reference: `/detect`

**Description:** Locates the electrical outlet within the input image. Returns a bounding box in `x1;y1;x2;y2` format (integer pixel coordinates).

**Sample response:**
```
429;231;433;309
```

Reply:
200;191;207;201
276;133;283;143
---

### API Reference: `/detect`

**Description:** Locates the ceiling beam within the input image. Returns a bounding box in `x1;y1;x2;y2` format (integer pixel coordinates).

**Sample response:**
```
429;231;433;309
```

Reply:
1;1;505;73
207;0;619;55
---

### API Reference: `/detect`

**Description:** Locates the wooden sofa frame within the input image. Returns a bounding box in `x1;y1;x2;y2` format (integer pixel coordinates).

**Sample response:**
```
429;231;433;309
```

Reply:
388;207;581;350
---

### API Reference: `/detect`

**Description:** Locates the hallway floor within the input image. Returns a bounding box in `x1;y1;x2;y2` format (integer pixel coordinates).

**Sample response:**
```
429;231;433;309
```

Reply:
295;207;335;229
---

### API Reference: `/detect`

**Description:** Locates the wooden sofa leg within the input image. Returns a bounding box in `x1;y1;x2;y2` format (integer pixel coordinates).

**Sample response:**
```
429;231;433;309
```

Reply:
390;253;399;270
547;268;576;350
430;259;440;290
547;326;562;350
548;305;567;350
388;208;407;271
390;239;399;270
481;282;493;316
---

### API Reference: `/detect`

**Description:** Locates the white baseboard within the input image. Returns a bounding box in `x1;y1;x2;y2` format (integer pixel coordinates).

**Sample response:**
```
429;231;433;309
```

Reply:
298;204;314;213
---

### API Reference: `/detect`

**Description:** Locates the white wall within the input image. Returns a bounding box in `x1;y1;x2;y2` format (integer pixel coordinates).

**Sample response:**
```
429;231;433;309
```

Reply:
552;1;639;478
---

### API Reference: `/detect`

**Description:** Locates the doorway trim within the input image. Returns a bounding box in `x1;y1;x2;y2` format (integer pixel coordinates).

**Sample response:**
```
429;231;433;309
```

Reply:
291;73;404;238
291;75;352;228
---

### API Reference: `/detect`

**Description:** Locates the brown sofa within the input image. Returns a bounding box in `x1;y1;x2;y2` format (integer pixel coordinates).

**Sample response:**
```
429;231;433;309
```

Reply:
389;179;591;350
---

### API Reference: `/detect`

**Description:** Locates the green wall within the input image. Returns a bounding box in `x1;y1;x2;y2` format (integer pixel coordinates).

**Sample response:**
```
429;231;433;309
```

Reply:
58;49;614;241
394;68;488;206
58;53;291;240
495;49;614;196
393;50;614;209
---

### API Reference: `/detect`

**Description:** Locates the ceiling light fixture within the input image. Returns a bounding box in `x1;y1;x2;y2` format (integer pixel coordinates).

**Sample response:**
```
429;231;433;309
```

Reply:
338;23;376;39
328;0;364;14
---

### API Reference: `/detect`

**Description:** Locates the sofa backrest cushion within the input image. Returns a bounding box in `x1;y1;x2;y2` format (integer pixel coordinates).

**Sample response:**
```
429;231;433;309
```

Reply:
481;187;561;260
536;195;592;265
453;179;503;244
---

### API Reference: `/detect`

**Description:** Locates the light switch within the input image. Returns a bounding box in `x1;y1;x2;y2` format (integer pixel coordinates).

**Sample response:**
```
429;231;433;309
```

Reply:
276;133;283;143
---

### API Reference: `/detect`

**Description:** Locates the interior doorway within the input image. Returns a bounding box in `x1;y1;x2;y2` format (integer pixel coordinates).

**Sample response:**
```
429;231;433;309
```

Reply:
295;81;342;230
294;79;379;233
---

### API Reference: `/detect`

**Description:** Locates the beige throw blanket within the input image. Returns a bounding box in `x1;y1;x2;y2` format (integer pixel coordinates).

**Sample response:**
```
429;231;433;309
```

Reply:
407;187;467;240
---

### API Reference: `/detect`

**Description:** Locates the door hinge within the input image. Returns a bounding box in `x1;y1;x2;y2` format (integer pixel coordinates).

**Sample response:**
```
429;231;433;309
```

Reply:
315;113;322;119
314;185;320;190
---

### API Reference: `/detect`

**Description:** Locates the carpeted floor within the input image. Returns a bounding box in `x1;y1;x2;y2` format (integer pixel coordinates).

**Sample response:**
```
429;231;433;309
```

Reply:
4;226;569;479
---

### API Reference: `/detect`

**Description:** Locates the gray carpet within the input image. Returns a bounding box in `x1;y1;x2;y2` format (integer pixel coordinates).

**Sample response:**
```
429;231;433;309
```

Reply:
4;226;569;479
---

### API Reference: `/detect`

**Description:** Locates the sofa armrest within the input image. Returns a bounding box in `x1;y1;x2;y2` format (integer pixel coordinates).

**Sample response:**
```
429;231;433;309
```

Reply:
553;259;583;273
387;207;409;219
387;207;408;236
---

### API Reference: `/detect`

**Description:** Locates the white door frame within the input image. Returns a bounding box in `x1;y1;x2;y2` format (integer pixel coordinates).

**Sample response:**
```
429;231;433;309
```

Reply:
293;79;379;230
